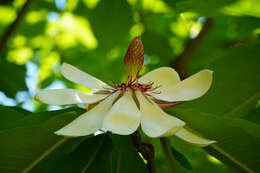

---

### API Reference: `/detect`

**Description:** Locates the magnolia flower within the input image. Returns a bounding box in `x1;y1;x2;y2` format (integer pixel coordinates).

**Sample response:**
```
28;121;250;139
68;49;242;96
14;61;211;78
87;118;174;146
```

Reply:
35;37;215;147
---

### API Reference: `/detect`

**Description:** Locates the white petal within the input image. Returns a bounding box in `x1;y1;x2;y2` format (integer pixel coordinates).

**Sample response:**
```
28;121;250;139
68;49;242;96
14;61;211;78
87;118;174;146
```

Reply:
61;63;112;90
136;90;185;138
55;92;119;137
139;67;180;92
153;70;213;102
175;128;216;147
103;90;141;135
35;89;108;105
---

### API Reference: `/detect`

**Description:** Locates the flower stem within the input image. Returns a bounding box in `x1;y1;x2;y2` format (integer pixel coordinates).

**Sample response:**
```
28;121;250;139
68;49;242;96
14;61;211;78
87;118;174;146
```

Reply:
131;131;156;173
160;137;174;173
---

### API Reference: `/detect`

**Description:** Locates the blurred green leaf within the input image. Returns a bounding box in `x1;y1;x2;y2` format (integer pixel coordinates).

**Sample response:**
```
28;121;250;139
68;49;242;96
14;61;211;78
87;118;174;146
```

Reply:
176;0;237;16
76;0;133;51
0;60;27;98
171;108;260;172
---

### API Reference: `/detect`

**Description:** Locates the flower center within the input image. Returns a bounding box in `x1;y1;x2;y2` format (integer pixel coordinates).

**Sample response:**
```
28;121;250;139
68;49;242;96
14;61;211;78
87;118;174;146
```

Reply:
111;76;161;95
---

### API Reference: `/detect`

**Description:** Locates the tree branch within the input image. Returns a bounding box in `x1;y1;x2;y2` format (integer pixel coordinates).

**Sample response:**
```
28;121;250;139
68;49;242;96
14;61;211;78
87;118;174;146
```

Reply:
0;0;32;51
131;131;156;173
171;18;214;79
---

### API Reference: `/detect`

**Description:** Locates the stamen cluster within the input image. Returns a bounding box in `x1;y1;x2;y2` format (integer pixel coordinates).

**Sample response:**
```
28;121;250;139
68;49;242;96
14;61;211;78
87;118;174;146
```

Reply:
111;76;161;95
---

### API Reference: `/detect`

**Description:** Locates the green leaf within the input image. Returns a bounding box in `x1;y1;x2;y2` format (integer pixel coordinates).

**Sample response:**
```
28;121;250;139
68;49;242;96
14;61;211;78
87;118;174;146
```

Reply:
13;107;85;128
171;108;260;173
170;136;231;173
182;42;260;118
171;147;193;171
153;138;194;173
0;105;26;130
0;108;85;173
111;135;149;173
7;106;31;115
50;134;113;173
0;60;27;98
244;107;260;125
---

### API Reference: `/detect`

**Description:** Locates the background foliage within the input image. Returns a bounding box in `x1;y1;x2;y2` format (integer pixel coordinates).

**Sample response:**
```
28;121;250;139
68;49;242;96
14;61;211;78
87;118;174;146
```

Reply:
0;0;259;172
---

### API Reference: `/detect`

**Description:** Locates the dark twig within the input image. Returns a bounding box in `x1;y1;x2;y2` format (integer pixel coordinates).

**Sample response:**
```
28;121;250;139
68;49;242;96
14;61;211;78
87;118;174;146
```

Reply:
131;131;156;173
0;0;32;51
171;18;214;79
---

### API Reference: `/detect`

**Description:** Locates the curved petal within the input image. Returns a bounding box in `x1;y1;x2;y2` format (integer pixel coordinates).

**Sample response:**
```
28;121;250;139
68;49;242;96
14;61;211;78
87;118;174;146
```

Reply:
103;90;141;135
139;67;180;92
175;128;216;147
61;63;112;90
55;92;119;137
153;70;213;102
35;89;108;105
136;90;185;138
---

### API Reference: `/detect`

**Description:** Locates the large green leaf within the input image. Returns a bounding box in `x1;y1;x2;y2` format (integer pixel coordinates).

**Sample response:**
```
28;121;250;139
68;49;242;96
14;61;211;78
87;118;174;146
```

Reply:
244;107;260;125
0;108;85;173
170;108;260;173
13;107;85;128
169;136;232;173
153;138;194;173
171;146;193;171
111;135;149;173
50;134;113;173
0;105;26;130
181;42;260;118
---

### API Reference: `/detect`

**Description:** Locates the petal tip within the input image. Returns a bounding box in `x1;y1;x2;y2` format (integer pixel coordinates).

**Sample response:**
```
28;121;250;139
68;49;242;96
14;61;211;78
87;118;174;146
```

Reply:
61;62;70;72
54;129;86;137
200;140;217;147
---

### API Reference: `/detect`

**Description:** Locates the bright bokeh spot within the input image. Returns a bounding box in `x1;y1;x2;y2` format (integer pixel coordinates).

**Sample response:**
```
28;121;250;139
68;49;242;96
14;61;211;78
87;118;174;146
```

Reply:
207;155;222;165
130;23;145;37
107;47;121;60
46;13;97;50
38;52;60;82
12;35;27;47
25;10;46;24
0;6;16;25
142;0;170;13
13;0;26;8
221;0;260;17
30;35;54;49
83;0;100;8
7;47;33;65
170;37;185;55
